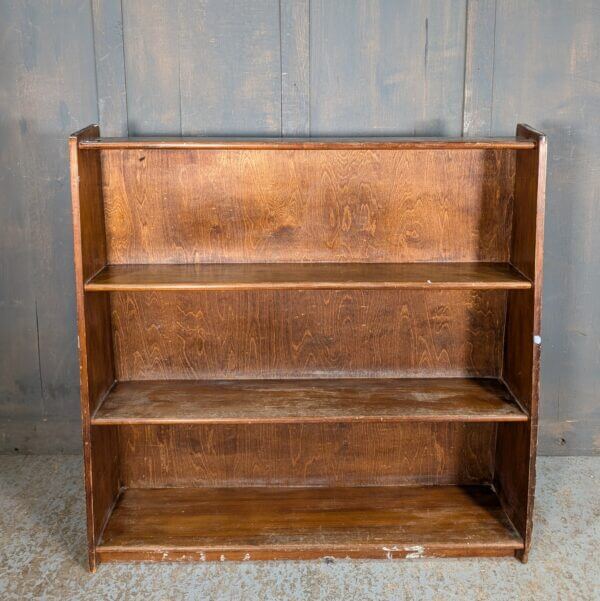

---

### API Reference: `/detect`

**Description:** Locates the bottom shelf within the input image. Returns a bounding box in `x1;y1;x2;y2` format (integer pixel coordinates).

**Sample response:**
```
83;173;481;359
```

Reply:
97;485;523;562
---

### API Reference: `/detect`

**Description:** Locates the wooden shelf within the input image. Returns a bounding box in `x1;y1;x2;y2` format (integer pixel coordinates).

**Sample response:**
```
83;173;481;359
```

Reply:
91;378;526;425
96;485;523;562
85;262;532;291
79;135;536;150
71;124;546;568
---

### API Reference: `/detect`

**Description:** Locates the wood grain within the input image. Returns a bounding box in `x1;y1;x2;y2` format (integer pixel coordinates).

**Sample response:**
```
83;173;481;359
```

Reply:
69;121;545;566
110;290;506;380
86;262;532;291
92;378;526;424
492;2;599;458
91;0;128;136
496;125;547;562
96;485;523;562
0;1;99;438
462;0;496;136
100;148;515;264
503;128;547;410
0;0;43;423
280;0;310;136
178;0;281;136
120;0;180;135
309;0;467;137
116;422;496;488
70;125;119;571
81;137;535;150
510;125;547;283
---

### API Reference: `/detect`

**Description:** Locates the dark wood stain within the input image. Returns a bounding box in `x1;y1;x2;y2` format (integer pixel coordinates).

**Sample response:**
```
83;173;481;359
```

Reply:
109;289;506;380
99;147;515;264
86;262;532;291
97;485;523;561
81;137;534;150
116;422;496;488
70;126;545;568
70;126;119;571
496;124;547;561
92;378;526;425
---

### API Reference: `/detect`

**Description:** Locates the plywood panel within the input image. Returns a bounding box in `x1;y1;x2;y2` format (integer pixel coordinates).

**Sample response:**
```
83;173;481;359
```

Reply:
92;0;128;136
310;0;467;136
179;0;281;135
121;0;181;134
462;0;496;136
0;1;41;421
101;148;515;264
281;0;310;136
3;0;597;461
0;1;97;430
111;290;506;380
117;422;495;487
492;1;600;455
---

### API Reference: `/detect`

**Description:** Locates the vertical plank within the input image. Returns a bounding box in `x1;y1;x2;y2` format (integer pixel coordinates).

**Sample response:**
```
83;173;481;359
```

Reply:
121;0;181;134
0;0;98;450
310;0;467;135
92;0;128;136
0;2;42;427
462;0;496;136
492;0;600;455
179;0;281;135
280;0;310;135
496;125;546;562
70;126;119;571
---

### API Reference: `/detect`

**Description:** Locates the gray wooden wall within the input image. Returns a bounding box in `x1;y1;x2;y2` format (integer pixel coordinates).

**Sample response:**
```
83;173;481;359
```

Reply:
1;0;598;454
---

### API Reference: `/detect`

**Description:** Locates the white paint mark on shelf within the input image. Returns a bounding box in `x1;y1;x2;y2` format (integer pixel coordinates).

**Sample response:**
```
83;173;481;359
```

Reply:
405;545;425;559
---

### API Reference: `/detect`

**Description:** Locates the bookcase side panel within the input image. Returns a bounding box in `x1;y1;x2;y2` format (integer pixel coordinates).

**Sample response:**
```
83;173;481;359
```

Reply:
496;125;546;561
70;126;119;570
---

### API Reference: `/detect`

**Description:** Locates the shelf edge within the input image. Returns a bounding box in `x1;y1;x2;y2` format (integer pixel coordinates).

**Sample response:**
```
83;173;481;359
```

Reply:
79;137;537;151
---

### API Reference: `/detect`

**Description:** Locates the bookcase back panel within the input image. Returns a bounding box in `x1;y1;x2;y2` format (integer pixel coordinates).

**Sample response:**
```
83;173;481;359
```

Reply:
110;289;506;379
100;149;515;264
116;422;495;487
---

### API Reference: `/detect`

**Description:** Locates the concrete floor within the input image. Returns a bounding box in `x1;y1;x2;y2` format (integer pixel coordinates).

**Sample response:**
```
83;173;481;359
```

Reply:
0;456;597;600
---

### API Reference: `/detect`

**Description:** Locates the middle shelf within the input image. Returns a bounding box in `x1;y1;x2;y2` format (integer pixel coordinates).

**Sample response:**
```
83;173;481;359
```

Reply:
92;378;527;425
85;262;532;291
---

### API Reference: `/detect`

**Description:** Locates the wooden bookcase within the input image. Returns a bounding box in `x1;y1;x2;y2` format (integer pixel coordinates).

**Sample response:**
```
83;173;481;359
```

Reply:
70;124;546;570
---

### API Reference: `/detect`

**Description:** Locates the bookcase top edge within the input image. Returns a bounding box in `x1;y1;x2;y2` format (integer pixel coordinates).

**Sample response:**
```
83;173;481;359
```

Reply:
78;136;537;151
